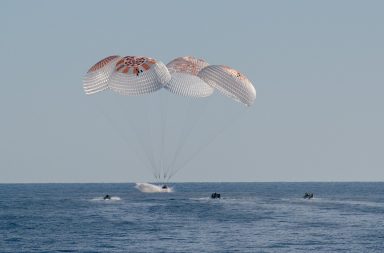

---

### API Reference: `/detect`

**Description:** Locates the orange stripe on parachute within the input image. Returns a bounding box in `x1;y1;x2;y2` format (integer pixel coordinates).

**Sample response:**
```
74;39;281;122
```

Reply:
147;59;156;65
142;63;150;70
116;64;125;72
88;55;119;73
116;59;124;66
122;66;129;74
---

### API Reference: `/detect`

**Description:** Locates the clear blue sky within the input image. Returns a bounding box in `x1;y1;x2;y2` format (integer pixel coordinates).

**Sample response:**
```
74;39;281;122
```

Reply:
1;0;383;183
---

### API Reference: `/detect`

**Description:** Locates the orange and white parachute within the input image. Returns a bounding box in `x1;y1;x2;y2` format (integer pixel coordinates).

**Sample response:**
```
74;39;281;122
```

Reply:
83;55;170;96
165;56;214;98
83;55;256;106
83;56;121;95
198;65;256;106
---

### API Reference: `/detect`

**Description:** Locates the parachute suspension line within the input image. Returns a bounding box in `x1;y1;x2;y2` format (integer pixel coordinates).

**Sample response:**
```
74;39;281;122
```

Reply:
153;92;165;183
124;104;159;180
161;94;169;183
113;96;159;180
142;95;161;182
164;97;195;180
159;92;169;183
168;105;248;180
94;99;155;176
166;97;210;180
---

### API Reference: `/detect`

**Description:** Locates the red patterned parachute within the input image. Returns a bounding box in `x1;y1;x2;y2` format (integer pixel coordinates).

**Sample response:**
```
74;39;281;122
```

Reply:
165;56;213;97
83;55;256;106
83;55;170;96
198;65;256;106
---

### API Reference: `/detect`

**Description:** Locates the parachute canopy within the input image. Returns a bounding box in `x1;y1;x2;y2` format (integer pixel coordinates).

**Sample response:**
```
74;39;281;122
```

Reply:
83;55;121;95
198;65;256;106
83;55;256;106
165;56;213;98
83;55;170;96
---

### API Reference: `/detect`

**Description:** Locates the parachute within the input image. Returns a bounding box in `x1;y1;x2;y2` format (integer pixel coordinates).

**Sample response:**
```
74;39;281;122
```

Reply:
83;55;256;182
83;55;121;95
165;56;213;97
198;65;256;106
84;56;170;96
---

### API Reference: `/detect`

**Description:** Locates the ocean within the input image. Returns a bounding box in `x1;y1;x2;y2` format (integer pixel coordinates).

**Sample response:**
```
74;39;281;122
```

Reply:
1;182;383;252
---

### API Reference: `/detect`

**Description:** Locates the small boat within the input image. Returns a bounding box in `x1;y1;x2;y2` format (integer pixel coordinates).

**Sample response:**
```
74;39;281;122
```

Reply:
303;192;314;199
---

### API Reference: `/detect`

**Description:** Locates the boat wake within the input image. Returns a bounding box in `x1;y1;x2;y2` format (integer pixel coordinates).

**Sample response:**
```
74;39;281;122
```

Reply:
91;196;121;201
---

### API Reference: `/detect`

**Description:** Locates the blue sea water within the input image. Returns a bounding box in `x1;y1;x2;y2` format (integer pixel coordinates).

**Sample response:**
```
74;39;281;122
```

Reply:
0;182;383;252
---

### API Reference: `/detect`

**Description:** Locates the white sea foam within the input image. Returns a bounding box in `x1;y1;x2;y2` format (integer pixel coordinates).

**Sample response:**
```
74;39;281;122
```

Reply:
135;182;173;193
91;196;121;201
190;197;211;201
316;199;384;208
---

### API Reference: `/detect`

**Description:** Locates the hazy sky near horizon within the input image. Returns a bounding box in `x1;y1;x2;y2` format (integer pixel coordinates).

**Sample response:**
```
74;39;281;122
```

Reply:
1;0;383;183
